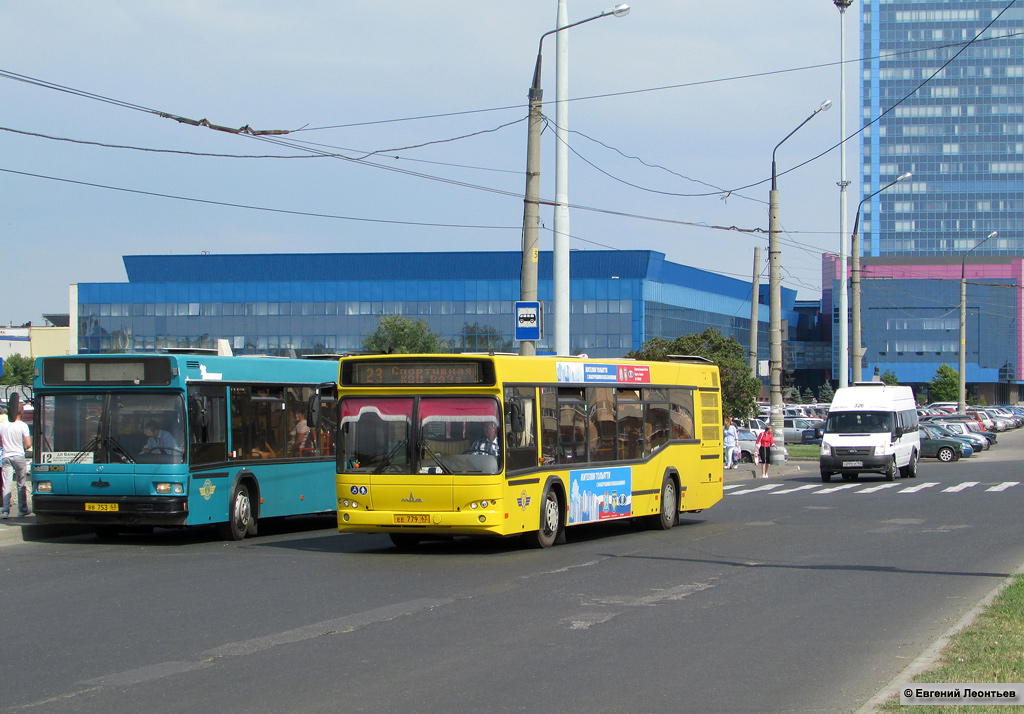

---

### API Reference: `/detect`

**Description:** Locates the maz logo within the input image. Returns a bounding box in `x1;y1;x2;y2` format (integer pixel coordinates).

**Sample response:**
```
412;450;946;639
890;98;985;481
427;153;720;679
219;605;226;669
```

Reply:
401;493;423;503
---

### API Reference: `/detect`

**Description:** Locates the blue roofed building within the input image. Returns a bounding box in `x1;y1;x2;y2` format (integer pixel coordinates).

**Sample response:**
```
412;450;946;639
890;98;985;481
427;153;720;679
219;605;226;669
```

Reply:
71;250;800;364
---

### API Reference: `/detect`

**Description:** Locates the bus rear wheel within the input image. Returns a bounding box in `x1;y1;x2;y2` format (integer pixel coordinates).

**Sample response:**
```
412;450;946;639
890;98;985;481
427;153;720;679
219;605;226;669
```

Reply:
221;483;253;541
529;486;561;548
648;475;677;530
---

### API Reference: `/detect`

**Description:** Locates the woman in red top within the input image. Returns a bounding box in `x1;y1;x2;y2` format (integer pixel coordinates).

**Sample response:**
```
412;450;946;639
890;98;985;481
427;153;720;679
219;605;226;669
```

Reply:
755;428;775;478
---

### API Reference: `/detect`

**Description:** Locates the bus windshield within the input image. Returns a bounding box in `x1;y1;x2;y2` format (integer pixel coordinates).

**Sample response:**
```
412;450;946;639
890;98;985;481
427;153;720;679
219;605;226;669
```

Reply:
824;410;893;434
339;396;502;475
38;392;187;465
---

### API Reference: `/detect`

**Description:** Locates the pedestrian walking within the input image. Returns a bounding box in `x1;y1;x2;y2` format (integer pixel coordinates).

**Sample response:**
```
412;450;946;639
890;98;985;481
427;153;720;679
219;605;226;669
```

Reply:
0;396;32;518
755;427;775;478
723;417;739;470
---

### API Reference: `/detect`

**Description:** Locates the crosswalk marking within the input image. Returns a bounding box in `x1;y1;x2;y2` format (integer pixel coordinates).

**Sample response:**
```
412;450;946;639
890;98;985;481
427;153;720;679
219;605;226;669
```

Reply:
943;481;978;493
815;484;859;495
771;484;820;495
856;483;901;494
987;481;1019;492
899;482;938;493
725;480;1019;497
728;483;783;496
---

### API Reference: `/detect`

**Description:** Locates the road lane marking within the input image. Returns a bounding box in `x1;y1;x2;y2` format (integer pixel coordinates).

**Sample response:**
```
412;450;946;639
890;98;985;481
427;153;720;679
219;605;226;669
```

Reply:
942;481;979;493
987;481;1019;492
899;482;939;493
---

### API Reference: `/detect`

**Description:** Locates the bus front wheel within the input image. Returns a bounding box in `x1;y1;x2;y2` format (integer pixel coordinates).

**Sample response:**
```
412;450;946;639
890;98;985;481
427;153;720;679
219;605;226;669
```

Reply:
221;482;253;541
529;486;562;548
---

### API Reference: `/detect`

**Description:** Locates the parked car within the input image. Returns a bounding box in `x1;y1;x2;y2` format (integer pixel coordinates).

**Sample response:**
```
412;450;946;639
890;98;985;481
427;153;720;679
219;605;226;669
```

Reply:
737;418;768;438
920;423;976;457
783;417;817;444
800;420;826;445
918;427;970;462
930;420;989;451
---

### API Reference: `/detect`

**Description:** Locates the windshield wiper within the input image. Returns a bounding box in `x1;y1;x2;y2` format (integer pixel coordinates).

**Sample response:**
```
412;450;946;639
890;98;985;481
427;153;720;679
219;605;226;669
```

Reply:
105;437;136;464
70;434;101;464
419;441;452;475
372;439;408;474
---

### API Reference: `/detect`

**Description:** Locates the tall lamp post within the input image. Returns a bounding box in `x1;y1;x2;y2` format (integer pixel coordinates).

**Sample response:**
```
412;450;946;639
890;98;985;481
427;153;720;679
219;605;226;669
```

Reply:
850;171;912;382
958;230;998;413
833;0;853;389
519;3;630;356
768;100;832;448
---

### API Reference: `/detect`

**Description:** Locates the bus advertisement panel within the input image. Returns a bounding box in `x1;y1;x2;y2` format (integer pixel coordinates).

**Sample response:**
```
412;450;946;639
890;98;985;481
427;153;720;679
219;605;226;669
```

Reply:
332;354;723;548
31;354;338;539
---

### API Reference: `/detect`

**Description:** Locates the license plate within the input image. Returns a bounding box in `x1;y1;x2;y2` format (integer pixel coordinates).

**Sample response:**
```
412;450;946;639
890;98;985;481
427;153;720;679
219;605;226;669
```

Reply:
842;461;863;468
85;503;119;512
394;514;429;525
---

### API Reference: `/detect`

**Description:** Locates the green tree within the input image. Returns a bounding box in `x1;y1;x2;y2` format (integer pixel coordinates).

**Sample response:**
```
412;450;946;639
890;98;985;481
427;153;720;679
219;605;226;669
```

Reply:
628;328;761;420
0;353;33;386
928;363;959;402
454;322;513;353
880;369;899;386
801;387;815;403
362;315;447;354
818;381;835;403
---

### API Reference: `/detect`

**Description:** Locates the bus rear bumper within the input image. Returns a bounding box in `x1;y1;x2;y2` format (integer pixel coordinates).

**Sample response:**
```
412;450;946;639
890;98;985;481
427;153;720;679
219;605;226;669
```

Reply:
32;495;189;527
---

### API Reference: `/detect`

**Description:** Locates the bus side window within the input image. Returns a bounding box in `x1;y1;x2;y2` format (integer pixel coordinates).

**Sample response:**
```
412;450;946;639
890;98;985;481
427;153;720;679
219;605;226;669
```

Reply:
645;389;671;456
669;389;695;440
189;385;228;465
617;389;644;460
504;386;537;473
540;388;558;465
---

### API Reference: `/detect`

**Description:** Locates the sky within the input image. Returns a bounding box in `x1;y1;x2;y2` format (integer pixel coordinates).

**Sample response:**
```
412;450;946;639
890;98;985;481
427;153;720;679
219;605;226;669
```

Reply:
0;1;861;326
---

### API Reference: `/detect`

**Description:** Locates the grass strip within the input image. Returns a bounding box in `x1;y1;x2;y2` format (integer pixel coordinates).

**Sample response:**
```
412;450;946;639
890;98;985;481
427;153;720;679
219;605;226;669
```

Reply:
877;574;1024;713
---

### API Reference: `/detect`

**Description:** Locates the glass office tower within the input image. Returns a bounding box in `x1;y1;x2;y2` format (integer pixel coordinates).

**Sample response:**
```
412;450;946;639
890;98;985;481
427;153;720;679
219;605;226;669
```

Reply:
861;0;1023;257
837;1;1024;401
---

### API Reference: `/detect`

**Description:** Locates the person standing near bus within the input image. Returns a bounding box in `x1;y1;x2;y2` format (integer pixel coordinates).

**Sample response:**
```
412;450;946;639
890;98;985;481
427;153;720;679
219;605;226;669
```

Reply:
755;427;775;478
723;417;739;470
1;399;32;518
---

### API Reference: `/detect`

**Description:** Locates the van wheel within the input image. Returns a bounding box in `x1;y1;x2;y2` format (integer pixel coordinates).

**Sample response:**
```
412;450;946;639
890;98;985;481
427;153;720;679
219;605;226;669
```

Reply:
901;451;918;478
884;458;897;481
820;472;832;483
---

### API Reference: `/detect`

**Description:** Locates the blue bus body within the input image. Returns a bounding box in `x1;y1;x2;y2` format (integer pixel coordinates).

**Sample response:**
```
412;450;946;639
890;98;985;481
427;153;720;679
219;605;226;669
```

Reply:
31;354;339;538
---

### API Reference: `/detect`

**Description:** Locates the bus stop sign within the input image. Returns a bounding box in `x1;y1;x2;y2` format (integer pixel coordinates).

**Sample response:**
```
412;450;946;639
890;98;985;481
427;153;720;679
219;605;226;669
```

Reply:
514;301;543;342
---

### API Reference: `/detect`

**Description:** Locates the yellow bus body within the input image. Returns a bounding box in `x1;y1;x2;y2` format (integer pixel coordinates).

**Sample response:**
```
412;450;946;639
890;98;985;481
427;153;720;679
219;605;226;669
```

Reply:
334;354;723;546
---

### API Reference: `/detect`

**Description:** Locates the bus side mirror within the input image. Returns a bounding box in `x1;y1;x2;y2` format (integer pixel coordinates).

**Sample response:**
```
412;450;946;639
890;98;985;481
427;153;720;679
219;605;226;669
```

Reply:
308;394;321;431
189;393;209;429
507;397;525;434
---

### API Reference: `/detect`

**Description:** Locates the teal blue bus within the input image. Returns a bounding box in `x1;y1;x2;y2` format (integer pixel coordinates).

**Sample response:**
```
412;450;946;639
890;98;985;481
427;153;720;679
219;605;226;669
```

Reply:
31;354;338;539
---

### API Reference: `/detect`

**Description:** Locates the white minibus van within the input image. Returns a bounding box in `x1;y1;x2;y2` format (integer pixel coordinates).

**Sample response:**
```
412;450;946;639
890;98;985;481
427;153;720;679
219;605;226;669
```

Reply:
819;383;920;482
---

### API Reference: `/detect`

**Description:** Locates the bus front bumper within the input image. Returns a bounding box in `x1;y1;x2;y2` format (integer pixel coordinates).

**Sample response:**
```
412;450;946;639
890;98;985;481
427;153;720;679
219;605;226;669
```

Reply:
32;495;189;526
337;508;506;537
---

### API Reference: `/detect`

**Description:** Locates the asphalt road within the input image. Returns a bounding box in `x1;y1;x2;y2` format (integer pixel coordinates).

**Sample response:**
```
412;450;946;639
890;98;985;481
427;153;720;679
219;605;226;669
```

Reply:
1;430;1021;714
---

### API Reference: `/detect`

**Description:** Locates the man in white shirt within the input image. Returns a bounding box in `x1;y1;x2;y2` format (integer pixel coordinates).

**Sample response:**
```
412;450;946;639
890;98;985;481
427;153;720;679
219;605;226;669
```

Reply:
1;400;32;518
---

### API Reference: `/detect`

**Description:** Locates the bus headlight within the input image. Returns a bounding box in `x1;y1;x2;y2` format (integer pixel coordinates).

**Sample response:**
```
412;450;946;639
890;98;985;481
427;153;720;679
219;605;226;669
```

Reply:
36;481;52;493
155;482;185;495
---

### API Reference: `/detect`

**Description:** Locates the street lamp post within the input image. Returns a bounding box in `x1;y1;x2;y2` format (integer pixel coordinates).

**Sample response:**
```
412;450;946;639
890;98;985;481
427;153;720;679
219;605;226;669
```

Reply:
834;0;853;389
958;230;998;413
519;3;630;356
850;171;911;383
768;100;832;450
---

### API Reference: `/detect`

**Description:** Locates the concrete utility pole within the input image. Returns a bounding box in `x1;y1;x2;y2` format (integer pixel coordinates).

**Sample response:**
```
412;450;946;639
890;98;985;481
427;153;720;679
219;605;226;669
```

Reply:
834;0;853;389
768;101;831;453
850;172;911;381
749;246;761;378
518;3;630;356
959;230;998;413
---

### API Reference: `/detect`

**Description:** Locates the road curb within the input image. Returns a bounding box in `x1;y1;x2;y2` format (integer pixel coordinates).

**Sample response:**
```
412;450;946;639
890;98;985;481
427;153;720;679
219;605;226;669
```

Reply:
852;556;1024;713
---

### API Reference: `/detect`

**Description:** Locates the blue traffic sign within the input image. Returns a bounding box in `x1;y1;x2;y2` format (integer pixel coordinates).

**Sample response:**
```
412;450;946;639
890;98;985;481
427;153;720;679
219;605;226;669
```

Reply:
514;301;543;342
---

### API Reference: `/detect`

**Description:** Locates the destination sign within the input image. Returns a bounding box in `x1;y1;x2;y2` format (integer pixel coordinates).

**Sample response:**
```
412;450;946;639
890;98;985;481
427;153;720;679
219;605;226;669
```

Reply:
350;362;483;386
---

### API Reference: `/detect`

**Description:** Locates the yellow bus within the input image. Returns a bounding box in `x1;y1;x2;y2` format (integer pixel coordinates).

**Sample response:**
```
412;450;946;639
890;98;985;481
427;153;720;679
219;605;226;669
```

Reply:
332;354;723;548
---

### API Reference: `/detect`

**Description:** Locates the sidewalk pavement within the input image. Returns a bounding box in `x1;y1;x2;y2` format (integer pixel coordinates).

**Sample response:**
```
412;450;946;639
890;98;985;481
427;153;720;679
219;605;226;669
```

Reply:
725;457;815;482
